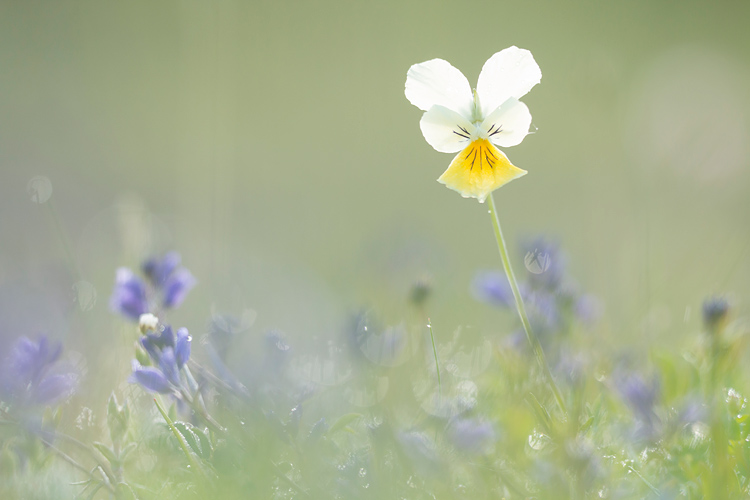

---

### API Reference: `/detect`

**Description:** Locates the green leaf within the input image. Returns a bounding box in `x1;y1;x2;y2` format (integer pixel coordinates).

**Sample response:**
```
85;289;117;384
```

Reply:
120;442;138;461
135;344;151;367
107;392;129;444
93;441;118;466
153;397;205;478
173;421;204;458
194;427;213;458
579;415;595;434
525;393;553;435
115;482;138;500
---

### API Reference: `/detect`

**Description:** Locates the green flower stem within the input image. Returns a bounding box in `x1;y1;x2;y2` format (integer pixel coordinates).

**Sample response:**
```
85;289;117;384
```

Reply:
426;319;441;398
486;193;566;416
40;436;115;494
153;397;204;475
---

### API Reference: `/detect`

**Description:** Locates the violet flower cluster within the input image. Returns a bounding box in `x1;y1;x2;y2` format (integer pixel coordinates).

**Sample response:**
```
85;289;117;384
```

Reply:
472;237;600;339
129;322;192;396
0;336;77;411
109;252;196;321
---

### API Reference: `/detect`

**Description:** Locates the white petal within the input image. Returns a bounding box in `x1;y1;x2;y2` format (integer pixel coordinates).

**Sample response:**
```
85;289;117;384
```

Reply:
406;59;474;118
420;105;476;153
481;98;532;148
476;47;541;117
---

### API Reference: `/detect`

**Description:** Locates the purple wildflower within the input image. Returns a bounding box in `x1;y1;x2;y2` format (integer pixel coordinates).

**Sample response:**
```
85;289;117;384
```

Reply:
110;252;196;322
447;418;496;454
142;252;196;309
33;373;78;405
142;251;182;287
162;268;197;309
521;236;566;290
109;268;148;321
614;371;661;439
129;361;172;394
158;347;181;387
702;295;729;329
174;328;192;369
471;271;513;307
140;325;176;363
0;336;77;408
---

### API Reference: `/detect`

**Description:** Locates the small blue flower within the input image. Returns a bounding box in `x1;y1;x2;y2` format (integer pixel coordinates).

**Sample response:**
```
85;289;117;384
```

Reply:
158;347;181;387
174;328;192;369
471;271;514;307
140;325;176;363
129;361;172;394
702;295;729;329
0;336;77;408
110;252;197;322
33;373;78;405
615;371;660;428
8;336;62;383
129;323;194;400
142;251;182;287
521;236;566;290
162;268;197;309
109;268;148;321
526;290;561;333
447;418;496;454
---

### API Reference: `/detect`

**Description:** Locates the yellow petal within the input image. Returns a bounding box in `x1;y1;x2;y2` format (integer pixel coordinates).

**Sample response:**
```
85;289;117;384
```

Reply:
437;139;527;202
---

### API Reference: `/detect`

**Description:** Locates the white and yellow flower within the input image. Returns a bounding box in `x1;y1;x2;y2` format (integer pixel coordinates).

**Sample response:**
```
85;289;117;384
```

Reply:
405;46;541;202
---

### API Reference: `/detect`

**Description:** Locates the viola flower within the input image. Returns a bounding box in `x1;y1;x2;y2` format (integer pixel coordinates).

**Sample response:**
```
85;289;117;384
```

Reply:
405;46;541;202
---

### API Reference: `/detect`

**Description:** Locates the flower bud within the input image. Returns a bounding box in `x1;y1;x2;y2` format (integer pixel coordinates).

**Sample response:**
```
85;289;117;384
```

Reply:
139;313;159;334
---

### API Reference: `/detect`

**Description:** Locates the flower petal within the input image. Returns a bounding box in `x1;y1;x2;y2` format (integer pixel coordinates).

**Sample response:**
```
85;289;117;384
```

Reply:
405;59;473;117
163;268;196;309
110;268;148;321
419;105;476;153
158;347;181;387
129;366;172;394
437;140;527;202
174;328;192;369
476;46;541;117
34;373;77;405
480;98;532;148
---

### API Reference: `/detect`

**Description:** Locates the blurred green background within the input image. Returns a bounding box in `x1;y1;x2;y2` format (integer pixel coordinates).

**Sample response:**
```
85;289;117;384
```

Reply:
1;0;749;358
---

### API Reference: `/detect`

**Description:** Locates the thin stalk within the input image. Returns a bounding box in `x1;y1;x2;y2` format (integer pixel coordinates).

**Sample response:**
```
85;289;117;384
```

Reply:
153;397;204;475
486;193;566;416
40;438;115;494
426;318;441;398
45;200;81;281
708;326;729;498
